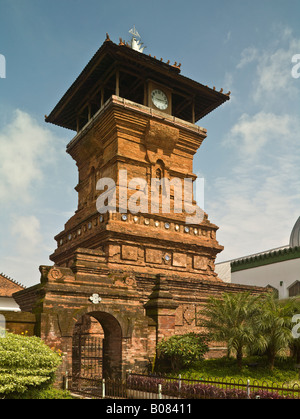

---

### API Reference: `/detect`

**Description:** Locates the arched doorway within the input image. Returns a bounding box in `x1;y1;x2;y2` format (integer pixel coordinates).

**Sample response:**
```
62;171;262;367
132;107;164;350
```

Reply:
72;311;122;380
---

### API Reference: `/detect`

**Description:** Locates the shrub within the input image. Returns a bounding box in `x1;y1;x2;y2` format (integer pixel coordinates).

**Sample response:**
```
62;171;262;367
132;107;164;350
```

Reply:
10;387;73;399
157;333;209;371
0;332;62;397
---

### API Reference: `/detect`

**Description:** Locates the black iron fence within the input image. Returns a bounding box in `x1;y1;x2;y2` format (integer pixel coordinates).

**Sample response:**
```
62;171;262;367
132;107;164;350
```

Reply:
67;372;300;399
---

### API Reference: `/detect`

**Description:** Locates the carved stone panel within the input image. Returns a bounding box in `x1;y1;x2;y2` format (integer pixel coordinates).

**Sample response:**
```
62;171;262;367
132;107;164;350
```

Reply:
121;245;138;261
193;256;209;271
172;253;187;268
145;248;162;264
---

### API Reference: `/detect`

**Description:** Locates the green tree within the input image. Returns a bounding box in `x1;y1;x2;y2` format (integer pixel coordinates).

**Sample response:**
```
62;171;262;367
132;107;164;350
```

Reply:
201;292;263;369
253;294;296;370
0;332;62;397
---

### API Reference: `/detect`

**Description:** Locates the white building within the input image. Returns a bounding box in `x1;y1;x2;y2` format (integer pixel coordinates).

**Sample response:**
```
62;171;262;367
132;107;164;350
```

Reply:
0;273;24;312
216;217;300;300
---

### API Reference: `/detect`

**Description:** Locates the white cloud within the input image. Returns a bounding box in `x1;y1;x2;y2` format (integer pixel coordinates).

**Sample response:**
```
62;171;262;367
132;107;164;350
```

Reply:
11;215;43;256
253;48;297;103
235;27;300;109
255;34;299;104
0;109;71;286
211;141;300;262
209;37;300;262
224;111;298;157
236;46;258;69
1;213;58;287
0;109;59;205
224;31;231;44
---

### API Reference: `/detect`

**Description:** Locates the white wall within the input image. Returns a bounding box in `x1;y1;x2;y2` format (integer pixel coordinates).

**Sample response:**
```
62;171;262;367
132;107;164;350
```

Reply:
215;262;231;283
231;258;300;299
0;297;21;312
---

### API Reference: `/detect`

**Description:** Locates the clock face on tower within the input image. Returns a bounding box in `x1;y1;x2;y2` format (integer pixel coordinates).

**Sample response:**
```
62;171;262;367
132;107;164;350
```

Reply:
151;89;168;110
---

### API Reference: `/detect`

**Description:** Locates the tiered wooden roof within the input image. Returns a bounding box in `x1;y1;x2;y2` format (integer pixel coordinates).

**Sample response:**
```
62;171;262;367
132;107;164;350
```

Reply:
45;35;230;131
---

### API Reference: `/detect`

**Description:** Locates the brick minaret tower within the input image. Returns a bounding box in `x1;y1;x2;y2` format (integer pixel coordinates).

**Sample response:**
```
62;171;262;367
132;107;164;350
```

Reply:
15;33;265;383
47;35;230;281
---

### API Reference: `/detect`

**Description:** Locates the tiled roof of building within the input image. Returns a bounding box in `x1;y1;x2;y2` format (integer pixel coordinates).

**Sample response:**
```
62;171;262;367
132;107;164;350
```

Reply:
0;273;25;297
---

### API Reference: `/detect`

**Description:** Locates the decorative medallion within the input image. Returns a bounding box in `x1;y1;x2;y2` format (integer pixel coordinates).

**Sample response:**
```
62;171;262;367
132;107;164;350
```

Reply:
89;293;102;304
49;268;63;281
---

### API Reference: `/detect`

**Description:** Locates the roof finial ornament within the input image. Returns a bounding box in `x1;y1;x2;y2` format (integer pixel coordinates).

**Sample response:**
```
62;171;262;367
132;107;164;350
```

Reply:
128;26;146;53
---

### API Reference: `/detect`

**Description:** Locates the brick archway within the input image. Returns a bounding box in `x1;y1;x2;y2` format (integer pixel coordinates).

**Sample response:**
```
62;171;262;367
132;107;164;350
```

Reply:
72;310;122;379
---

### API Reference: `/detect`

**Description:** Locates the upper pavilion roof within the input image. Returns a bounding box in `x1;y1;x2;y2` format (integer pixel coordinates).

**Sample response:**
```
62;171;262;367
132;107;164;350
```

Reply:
45;35;230;131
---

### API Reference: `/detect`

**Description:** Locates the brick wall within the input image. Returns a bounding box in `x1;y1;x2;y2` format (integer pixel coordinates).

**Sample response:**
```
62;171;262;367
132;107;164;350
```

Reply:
0;311;36;336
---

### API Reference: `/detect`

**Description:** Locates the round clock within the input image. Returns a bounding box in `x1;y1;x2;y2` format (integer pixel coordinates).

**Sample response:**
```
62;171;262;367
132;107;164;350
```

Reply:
151;89;168;110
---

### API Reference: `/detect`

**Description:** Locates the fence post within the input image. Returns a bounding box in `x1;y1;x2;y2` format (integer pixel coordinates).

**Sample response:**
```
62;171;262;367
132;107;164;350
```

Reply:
63;371;69;391
158;384;162;399
178;374;182;393
247;379;250;399
102;378;106;399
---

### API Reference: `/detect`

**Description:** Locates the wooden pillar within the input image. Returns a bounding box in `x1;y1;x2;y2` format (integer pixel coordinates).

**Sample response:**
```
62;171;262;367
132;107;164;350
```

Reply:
143;81;148;106
100;88;104;107
192;99;195;124
115;69;120;97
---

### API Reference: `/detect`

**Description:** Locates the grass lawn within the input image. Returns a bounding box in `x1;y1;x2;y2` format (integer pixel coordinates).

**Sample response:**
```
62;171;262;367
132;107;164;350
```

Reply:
177;356;300;386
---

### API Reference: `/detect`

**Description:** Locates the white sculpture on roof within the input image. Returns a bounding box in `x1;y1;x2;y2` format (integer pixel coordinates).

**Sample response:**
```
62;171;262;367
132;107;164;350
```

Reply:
129;26;146;53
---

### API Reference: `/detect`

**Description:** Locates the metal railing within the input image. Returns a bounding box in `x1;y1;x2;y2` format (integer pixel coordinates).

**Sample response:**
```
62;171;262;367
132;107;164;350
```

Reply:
67;372;300;399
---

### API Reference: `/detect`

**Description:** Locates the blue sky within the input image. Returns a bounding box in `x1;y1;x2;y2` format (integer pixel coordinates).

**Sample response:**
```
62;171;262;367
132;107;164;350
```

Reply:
0;0;300;286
